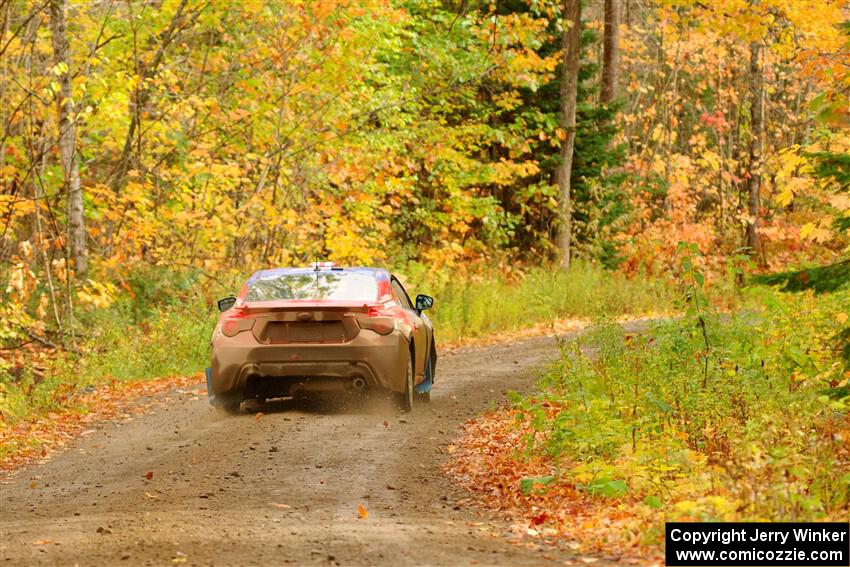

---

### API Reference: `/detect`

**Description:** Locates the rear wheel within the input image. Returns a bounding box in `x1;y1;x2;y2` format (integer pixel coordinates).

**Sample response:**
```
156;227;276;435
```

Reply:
394;351;414;412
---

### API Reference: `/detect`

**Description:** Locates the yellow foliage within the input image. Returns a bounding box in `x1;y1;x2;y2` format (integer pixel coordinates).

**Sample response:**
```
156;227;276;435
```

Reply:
77;280;118;310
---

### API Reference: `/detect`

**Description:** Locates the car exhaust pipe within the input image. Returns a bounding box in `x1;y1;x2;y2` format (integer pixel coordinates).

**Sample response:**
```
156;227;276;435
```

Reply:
351;377;367;391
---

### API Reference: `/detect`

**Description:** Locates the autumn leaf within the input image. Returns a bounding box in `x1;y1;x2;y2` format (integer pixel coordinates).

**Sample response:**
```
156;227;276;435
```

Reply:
145;471;154;481
357;503;368;519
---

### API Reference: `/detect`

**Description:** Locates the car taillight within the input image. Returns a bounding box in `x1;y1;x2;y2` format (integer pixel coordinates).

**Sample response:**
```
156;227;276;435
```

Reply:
221;318;253;337
356;315;396;335
367;301;397;317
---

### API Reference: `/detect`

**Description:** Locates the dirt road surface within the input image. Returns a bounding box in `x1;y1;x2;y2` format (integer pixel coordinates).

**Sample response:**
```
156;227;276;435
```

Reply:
1;336;588;566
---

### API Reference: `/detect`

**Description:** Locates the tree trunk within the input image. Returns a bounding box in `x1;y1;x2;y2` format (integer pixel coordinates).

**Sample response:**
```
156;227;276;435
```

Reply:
600;0;619;104
49;0;87;278
745;40;762;258
556;0;581;270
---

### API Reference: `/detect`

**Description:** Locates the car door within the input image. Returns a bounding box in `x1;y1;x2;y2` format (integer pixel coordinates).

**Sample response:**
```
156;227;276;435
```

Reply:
390;276;431;380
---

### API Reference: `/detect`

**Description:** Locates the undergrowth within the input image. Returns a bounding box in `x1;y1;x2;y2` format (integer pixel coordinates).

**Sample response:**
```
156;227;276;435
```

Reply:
0;266;227;424
425;262;674;343
510;250;850;540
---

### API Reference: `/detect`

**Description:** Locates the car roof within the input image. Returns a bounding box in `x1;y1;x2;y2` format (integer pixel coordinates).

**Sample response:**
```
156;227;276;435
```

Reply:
246;266;390;283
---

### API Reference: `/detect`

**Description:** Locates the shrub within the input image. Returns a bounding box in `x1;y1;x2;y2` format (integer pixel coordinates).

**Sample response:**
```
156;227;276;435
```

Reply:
513;284;850;521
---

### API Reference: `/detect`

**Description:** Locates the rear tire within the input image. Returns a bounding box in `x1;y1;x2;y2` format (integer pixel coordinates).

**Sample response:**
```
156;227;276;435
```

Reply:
394;351;414;413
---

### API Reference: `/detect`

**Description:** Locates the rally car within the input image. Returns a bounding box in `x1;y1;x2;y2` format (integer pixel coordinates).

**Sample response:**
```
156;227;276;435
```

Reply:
206;264;436;413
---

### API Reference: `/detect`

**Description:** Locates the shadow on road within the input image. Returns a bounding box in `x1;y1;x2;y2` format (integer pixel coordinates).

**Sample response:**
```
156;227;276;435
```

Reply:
238;390;411;417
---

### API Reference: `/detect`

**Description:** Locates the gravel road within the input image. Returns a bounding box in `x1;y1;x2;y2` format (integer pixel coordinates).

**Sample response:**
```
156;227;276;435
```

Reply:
0;335;586;567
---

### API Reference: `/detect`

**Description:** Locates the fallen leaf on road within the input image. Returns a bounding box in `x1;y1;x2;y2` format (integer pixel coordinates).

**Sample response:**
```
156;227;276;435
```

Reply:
144;492;159;499
357;503;368;519
144;471;153;481
270;503;291;509
580;558;598;564
255;412;264;420
31;540;51;546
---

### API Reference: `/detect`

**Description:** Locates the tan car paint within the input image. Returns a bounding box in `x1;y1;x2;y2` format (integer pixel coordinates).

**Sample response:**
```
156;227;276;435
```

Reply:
209;295;433;406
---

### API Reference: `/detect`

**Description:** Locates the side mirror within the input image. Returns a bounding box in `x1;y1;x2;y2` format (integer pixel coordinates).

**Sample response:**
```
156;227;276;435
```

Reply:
415;294;434;312
217;296;237;312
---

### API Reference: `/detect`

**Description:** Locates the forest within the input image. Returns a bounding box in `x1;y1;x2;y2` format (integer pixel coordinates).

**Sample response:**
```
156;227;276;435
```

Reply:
0;0;848;559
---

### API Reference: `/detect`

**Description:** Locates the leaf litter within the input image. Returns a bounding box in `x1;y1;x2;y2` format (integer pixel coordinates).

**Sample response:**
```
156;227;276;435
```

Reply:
444;407;665;565
0;373;201;473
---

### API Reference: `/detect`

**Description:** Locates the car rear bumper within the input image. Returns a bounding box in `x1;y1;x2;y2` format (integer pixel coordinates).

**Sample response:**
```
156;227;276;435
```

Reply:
209;329;409;403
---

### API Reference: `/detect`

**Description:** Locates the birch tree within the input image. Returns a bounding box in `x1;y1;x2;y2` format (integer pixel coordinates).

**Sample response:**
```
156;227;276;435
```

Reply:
49;0;87;277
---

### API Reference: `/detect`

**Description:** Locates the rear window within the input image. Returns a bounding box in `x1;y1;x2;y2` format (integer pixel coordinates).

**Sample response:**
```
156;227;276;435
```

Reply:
245;271;378;302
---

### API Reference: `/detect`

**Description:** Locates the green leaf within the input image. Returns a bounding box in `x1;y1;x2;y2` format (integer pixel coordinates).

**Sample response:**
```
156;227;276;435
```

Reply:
644;495;663;509
520;475;555;495
580;477;628;498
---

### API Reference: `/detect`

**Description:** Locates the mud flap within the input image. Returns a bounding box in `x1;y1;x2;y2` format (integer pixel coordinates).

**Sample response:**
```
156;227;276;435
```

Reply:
205;367;217;405
415;376;432;394
204;368;224;407
415;353;434;394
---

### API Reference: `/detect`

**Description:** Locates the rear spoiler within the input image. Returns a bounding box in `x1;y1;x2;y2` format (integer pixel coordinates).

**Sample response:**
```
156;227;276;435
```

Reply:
239;300;374;315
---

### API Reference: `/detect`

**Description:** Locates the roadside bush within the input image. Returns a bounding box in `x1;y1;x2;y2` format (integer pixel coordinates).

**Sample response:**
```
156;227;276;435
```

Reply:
512;282;850;523
0;265;228;423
